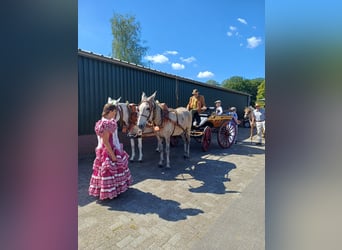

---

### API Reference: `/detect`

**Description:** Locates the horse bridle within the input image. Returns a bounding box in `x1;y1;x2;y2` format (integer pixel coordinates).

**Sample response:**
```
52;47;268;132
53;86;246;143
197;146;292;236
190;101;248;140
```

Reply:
115;103;134;130
138;100;155;124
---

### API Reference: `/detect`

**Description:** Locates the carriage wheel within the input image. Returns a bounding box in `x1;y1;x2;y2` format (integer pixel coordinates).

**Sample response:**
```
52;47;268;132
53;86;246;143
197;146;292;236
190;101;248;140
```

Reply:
217;121;236;148
170;136;178;147
201;126;212;152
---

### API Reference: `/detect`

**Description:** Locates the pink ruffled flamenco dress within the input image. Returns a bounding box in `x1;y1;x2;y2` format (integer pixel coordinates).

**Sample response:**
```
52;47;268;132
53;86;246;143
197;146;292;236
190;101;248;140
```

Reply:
89;118;133;200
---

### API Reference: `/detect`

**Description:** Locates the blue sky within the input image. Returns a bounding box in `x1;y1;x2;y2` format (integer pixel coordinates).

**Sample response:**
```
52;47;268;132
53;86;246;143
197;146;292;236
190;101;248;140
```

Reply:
78;0;265;84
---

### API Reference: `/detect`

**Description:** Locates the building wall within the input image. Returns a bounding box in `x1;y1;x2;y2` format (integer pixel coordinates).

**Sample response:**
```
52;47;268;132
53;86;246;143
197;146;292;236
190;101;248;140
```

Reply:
78;49;250;135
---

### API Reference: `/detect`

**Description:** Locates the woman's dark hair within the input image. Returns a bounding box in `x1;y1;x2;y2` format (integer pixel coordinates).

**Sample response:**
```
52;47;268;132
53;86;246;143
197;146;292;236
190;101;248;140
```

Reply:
102;103;117;117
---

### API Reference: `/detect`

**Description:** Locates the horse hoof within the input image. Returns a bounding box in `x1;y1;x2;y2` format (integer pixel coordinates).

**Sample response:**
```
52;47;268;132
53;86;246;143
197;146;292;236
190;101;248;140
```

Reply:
158;164;163;168
166;166;171;169
139;160;143;163
130;160;134;163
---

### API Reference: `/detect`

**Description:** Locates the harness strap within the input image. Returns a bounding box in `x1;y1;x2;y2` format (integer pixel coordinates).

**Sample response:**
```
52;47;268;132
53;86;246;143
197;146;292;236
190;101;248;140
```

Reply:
117;105;124;128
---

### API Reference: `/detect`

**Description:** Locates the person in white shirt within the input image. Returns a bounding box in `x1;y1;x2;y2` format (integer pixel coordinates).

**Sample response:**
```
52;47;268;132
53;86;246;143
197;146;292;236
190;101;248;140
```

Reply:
253;103;265;146
229;107;239;144
215;100;223;115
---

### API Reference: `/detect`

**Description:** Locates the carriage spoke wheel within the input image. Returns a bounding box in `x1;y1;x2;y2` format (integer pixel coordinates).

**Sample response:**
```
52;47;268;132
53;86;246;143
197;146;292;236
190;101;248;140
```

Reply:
217;121;236;148
201;126;212;152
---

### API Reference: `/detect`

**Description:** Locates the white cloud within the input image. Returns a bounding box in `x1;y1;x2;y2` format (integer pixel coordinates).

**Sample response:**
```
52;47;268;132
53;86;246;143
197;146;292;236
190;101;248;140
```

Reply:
144;54;169;63
246;36;262;49
229;26;237;31
171;63;185;70
227;31;233;37
197;71;214;78
165;50;178;55
237;18;247;25
180;56;196;63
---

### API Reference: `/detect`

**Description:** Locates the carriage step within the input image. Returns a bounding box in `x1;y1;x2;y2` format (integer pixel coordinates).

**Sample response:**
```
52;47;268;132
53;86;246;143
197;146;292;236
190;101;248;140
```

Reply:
190;131;203;137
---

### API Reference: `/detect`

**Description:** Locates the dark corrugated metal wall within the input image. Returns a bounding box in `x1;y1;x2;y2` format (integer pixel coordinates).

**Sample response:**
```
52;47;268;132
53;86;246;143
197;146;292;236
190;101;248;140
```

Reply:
78;50;250;135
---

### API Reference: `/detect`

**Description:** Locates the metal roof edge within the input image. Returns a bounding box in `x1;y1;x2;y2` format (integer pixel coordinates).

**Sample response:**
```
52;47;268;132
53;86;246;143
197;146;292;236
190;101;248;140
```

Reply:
77;48;251;97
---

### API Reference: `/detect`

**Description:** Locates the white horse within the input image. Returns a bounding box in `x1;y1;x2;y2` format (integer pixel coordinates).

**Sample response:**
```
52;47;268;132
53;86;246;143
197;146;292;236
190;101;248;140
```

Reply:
136;92;192;168
108;97;155;162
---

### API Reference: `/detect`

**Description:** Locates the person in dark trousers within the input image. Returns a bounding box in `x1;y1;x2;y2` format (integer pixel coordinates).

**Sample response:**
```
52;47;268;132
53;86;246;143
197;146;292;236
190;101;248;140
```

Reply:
186;89;207;126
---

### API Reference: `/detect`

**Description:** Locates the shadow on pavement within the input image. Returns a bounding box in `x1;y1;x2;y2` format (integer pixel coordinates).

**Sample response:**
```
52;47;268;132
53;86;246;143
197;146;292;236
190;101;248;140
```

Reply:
79;128;263;207
96;188;204;221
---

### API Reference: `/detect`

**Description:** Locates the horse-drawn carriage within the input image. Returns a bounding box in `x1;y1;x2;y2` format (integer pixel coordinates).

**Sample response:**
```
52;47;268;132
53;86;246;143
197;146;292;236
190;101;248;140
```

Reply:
110;92;237;168
172;107;237;152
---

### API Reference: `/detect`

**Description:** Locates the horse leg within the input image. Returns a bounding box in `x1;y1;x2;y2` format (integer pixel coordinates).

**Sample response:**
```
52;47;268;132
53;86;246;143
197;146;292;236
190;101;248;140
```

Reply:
187;132;191;158
165;137;171;168
156;136;162;152
181;133;190;159
129;138;135;162
137;137;143;162
157;136;164;167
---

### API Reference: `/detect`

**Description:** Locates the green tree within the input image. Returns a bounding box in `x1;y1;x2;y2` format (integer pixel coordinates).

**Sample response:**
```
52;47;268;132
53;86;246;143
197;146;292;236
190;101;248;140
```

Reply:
256;80;265;101
222;76;245;91
206;79;219;86
221;76;264;105
110;13;148;65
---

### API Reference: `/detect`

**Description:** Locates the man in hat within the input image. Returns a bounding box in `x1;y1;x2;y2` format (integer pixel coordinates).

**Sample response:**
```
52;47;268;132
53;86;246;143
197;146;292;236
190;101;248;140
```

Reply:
186;89;207;126
253;103;265;146
215;100;223;115
229;106;240;144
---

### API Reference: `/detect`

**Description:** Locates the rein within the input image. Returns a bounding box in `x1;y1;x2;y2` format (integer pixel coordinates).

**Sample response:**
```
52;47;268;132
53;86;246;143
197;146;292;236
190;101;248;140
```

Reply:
139;100;155;124
139;99;187;136
117;104;125;128
116;103;137;134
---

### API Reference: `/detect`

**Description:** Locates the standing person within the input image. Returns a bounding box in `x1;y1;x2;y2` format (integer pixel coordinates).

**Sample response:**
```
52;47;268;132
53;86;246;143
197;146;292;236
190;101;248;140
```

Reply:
214;100;223;115
186;89;207;126
253;103;266;146
89;103;133;200
229;107;240;144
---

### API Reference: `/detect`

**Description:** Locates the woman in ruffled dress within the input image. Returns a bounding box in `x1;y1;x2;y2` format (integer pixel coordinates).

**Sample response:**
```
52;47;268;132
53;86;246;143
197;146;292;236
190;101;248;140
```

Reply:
89;103;133;200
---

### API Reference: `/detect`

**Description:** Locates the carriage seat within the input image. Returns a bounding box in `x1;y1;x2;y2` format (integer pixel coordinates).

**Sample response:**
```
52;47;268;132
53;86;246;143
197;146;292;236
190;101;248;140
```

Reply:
197;117;208;127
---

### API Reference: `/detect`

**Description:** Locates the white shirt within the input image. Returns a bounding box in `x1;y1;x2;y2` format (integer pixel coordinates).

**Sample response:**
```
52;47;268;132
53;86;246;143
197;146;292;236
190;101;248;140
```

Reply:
216;106;223;115
253;108;265;121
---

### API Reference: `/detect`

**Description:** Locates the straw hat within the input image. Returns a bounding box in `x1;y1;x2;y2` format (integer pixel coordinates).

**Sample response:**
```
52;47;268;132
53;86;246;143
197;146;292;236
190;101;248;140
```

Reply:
192;89;199;94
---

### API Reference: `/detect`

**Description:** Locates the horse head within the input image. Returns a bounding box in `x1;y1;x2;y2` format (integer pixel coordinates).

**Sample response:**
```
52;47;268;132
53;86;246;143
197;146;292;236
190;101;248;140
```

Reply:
243;107;250;119
244;106;254;119
107;96;121;121
137;91;157;130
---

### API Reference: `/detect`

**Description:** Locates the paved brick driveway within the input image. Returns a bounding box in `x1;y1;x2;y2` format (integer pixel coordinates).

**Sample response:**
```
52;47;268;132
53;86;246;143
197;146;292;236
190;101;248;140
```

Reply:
78;127;265;249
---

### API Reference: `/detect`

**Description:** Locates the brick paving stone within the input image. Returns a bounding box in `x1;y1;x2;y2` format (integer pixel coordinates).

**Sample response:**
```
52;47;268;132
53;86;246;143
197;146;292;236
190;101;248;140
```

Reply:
116;235;134;248
79;127;265;249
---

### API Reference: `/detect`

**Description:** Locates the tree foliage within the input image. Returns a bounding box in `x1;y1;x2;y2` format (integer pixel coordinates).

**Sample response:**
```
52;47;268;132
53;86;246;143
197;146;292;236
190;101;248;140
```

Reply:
256;80;265;101
206;79;220;86
110;13;148;65
221;76;264;106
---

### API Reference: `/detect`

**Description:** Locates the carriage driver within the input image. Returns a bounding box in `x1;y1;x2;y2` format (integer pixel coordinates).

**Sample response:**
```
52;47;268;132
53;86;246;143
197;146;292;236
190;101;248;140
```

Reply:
186;89;207;126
